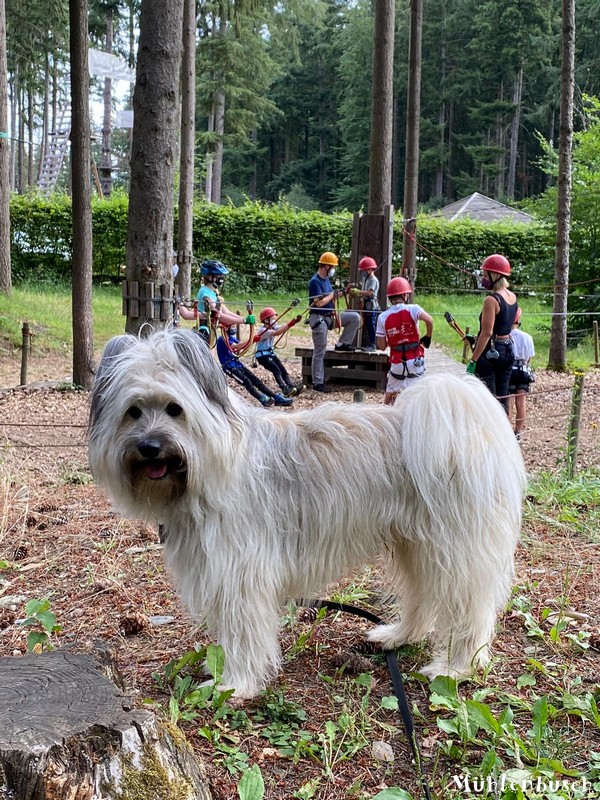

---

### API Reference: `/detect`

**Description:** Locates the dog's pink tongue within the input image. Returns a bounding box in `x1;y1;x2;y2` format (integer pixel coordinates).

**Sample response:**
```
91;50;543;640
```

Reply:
146;463;168;480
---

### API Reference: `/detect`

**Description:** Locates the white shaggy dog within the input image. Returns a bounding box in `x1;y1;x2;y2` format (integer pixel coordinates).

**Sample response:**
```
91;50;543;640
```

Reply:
89;328;526;699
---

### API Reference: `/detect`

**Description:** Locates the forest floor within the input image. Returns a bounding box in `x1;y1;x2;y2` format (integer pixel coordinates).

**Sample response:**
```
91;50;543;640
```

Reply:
1;340;599;799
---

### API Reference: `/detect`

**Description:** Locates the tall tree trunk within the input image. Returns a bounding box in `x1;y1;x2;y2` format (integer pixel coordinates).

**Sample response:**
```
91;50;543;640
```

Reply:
100;9;114;198
38;50;50;183
210;0;229;205
177;0;196;301
434;0;446;200
9;74;15;189
391;94;399;207
17;83;24;194
51;51;58;135
70;0;94;388
205;105;214;201
494;81;505;198
27;87;34;187
506;67;523;200
446;100;454;198
0;0;11;295
401;0;422;285
249;128;257;199
368;0;395;215
127;0;136;165
126;0;184;335
548;0;575;371
211;87;225;204
545;106;555;189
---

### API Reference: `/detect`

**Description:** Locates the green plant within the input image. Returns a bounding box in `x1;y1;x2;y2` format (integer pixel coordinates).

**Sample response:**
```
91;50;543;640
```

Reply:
18;598;61;652
429;674;598;798
154;643;235;726
60;467;93;486
284;603;329;658
237;764;265;800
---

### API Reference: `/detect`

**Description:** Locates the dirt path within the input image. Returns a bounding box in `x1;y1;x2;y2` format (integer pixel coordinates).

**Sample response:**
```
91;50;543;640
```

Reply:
1;342;599;799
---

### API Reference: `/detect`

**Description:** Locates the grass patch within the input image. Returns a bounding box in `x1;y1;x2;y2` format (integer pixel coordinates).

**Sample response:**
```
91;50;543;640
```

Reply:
0;282;123;352
525;468;600;542
0;284;598;370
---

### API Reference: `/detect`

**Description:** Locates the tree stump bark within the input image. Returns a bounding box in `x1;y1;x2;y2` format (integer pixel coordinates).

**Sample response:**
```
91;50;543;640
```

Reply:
0;650;212;800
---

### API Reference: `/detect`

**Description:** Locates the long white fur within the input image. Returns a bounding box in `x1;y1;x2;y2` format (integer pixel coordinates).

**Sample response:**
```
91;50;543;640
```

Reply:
89;328;527;698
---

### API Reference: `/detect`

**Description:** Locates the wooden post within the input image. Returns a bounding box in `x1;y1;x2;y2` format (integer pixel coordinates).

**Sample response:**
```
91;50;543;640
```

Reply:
159;283;172;321
20;321;31;386
130;281;139;319
121;280;128;316
91;157;103;198
566;371;585;478
144;282;155;319
461;326;471;364
382;204;394;298
593;320;599;367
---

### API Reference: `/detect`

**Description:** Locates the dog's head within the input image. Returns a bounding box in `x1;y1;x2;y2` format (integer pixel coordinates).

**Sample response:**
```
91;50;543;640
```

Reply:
89;328;243;519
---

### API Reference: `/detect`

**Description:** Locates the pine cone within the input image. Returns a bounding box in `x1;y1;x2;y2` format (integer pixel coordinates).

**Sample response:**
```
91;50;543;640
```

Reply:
330;650;374;674
120;612;148;636
13;545;28;561
0;609;16;630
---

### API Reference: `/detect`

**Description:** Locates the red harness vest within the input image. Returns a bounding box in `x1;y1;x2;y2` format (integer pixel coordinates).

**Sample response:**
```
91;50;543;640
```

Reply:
384;307;424;365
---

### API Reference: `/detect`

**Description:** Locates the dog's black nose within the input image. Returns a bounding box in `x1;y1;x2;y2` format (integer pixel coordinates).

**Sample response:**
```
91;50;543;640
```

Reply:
137;439;162;459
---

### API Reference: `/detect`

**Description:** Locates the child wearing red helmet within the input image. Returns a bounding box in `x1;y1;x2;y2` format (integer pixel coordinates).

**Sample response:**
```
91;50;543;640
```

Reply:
376;276;433;405
254;308;304;397
216;323;293;407
356;256;381;351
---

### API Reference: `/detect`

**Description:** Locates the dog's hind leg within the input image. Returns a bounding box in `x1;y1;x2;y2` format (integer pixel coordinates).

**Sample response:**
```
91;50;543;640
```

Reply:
419;562;499;681
366;541;436;649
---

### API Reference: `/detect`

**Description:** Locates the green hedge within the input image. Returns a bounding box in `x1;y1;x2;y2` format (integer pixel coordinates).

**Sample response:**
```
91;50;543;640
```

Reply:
9;194;554;294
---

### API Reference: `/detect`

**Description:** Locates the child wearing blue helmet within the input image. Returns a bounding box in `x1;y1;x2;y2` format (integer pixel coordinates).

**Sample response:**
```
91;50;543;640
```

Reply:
179;259;254;332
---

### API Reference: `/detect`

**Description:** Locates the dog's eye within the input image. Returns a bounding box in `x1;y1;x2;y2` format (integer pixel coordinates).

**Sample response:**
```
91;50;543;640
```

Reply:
127;406;143;419
166;402;183;417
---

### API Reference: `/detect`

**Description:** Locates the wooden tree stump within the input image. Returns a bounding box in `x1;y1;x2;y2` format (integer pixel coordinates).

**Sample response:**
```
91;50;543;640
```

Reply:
0;650;212;800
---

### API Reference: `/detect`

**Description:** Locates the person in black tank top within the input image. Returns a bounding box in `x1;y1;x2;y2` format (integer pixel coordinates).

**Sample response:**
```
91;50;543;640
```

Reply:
467;254;518;413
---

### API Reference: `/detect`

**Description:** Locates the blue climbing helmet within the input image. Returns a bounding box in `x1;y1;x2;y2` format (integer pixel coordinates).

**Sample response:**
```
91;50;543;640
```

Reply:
200;259;229;277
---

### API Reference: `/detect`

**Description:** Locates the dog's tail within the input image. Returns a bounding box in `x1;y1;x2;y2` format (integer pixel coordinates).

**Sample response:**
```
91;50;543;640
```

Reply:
396;372;527;612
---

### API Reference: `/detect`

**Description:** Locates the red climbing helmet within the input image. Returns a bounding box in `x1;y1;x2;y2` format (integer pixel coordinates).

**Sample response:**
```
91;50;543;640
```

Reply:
386;276;412;297
481;254;511;276
260;307;277;323
358;256;377;271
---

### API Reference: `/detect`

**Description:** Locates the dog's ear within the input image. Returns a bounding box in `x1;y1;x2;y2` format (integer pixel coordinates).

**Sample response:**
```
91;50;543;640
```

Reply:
90;334;137;425
169;328;232;409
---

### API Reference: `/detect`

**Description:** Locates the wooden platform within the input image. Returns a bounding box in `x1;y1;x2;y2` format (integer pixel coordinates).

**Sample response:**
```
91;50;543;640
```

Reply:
295;347;390;389
295;346;465;389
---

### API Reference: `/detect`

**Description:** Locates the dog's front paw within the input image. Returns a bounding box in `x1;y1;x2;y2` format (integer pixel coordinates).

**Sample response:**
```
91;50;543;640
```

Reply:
419;660;472;682
366;623;406;650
